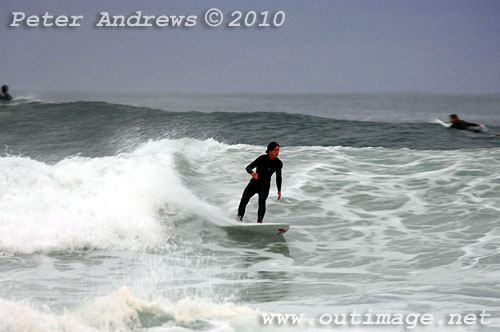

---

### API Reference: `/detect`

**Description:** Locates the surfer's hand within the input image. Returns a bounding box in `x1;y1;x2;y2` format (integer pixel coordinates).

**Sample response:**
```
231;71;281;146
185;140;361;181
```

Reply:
277;191;281;200
251;172;258;180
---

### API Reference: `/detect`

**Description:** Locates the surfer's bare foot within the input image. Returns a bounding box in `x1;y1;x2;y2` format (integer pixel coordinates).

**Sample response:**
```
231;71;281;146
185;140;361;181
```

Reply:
257;221;262;223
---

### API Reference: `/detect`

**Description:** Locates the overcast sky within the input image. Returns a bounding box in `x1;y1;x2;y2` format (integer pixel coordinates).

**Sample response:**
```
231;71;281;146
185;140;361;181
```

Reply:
1;0;499;94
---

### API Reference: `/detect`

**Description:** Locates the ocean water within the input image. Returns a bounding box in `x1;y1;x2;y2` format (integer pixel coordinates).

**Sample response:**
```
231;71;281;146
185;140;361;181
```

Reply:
0;92;500;332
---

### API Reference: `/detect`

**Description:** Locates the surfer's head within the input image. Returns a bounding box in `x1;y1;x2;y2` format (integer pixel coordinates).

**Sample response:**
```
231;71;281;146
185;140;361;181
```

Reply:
266;141;280;159
449;114;459;122
1;85;8;94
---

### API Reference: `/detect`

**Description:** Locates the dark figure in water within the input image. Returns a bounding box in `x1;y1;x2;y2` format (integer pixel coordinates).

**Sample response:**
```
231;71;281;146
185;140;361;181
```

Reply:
0;85;12;101
237;142;282;223
449;114;484;132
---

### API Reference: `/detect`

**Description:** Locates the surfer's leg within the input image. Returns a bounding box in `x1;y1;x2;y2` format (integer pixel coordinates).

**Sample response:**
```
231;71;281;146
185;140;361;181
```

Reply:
257;186;270;223
238;182;257;221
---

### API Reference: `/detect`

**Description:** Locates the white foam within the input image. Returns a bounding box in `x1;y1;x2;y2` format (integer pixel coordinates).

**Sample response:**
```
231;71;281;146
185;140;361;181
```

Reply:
0;287;259;332
1;141;500;331
0;139;229;254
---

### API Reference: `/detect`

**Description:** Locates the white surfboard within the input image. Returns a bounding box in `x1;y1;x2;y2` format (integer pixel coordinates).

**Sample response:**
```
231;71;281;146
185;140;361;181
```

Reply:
223;223;289;235
433;119;452;128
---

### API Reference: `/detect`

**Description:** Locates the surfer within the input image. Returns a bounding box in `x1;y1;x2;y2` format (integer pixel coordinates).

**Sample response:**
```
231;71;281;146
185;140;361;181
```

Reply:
0;85;12;101
448;114;484;132
237;142;282;223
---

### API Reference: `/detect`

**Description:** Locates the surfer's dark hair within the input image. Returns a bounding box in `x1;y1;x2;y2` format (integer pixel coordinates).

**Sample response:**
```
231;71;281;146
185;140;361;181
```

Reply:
1;85;7;93
449;114;458;119
266;142;280;153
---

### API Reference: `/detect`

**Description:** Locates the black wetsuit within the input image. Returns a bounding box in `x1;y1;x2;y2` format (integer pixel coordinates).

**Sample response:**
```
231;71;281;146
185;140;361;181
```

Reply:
0;93;12;101
450;119;479;131
237;154;283;223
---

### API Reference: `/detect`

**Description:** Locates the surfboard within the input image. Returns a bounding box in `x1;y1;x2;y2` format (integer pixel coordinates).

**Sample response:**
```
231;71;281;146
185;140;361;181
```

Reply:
470;125;487;133
223;223;289;235
434;119;452;128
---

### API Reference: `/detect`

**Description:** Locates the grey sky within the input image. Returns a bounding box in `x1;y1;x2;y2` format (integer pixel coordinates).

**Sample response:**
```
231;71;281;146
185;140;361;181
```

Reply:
1;0;499;93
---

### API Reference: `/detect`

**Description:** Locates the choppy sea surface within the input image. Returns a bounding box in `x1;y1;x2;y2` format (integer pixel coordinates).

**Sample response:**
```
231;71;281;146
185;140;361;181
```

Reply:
1;92;500;332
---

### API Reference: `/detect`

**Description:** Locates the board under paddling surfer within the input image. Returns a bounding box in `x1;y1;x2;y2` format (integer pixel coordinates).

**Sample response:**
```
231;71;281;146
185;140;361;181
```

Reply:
237;142;282;223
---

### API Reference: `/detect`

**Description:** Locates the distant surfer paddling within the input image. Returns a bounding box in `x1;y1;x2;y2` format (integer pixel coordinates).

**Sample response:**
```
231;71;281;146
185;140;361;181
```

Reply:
237;142;282;223
447;114;485;133
0;85;12;101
